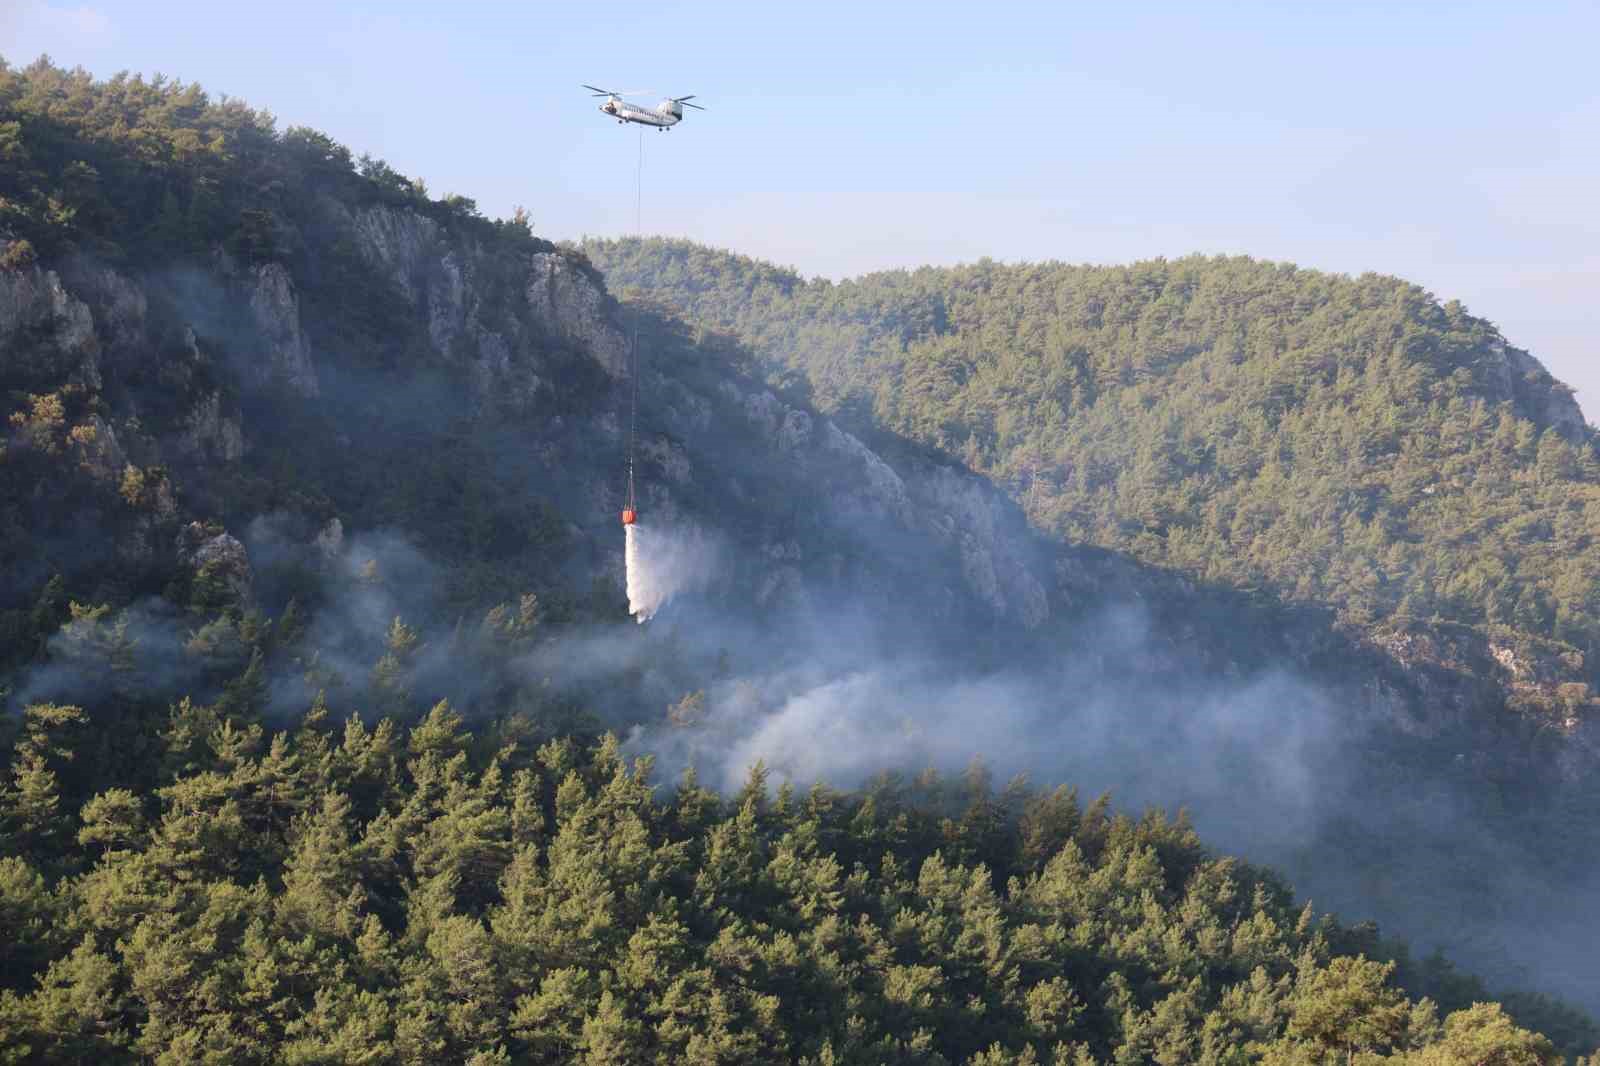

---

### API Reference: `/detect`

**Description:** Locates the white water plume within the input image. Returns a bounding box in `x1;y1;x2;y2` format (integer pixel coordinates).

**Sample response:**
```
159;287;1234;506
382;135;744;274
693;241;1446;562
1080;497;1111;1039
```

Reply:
625;521;717;622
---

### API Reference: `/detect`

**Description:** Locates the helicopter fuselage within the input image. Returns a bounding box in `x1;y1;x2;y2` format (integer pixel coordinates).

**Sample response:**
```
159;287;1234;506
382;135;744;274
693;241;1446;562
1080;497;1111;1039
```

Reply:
600;98;683;128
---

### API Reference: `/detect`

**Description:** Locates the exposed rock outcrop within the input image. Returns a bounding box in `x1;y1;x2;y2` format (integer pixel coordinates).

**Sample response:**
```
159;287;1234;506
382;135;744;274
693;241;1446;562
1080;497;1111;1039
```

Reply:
714;383;1049;628
344;205;628;406
525;251;628;379
351;203;442;303
1498;342;1589;443
0;254;101;391
63;261;149;368
177;523;254;605
67;414;128;484
244;262;319;396
8;195;1594;783
178;390;245;463
905;462;1050;629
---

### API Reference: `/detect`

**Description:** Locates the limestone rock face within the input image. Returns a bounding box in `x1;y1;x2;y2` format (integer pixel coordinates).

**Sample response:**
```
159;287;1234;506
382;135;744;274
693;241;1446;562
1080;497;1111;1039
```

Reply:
178;390;246;463
819;421;913;526
177;523;254;604
1500;344;1589;443
904;463;1050;629
344;205;627;407
67;262;149;367
245;262;319;396
713;384;1049;628
350;203;441;303
0;253;101;391
315;518;345;560
525;251;628;379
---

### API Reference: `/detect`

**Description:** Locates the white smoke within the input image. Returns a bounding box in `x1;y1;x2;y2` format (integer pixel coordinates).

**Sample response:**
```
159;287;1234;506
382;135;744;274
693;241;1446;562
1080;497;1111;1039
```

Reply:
624;521;718;622
628;628;1339;854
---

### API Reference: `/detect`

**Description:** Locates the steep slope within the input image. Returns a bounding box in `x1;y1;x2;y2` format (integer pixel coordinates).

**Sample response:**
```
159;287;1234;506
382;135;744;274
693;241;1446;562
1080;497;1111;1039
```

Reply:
3;58;1600;1030
579;243;1600;1007
583;238;1600;694
0;59;1058;664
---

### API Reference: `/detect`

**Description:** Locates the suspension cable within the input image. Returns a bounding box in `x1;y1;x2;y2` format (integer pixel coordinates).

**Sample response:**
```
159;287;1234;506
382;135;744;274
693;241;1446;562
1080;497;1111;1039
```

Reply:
626;125;643;512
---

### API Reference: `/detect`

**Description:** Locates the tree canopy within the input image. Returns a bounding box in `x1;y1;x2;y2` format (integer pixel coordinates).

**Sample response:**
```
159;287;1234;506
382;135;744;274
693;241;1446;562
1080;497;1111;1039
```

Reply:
582;238;1600;673
1;685;1588;1063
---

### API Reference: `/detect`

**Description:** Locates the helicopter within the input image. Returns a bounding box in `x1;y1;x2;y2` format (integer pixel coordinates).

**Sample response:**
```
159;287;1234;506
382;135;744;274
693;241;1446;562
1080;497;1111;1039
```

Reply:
583;85;704;130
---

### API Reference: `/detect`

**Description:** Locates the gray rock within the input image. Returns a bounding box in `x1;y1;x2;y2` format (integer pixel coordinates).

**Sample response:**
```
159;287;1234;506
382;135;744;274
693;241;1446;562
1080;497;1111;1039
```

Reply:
526;252;628;379
0;257;101;390
177;390;245;462
351;205;441;303
1503;344;1588;443
346;205;629;408
902;462;1049;628
68;262;148;361
715;382;1049;627
1473;337;1590;443
315;518;345;559
68;415;128;484
177;522;255;604
820;421;912;524
246;262;319;396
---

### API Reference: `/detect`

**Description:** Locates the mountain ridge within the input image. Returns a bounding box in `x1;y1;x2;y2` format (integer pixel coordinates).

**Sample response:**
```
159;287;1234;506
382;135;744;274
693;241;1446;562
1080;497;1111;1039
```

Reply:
4;55;1600;1045
582;236;1600;688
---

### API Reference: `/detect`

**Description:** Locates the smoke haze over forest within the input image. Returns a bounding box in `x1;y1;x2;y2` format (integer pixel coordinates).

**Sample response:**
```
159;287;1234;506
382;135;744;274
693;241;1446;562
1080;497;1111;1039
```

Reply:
4;48;1600;1063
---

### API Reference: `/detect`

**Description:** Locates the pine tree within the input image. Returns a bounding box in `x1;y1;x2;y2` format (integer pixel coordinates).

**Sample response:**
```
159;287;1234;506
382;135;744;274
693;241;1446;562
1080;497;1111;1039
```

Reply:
278;789;365;939
1285;955;1408;1062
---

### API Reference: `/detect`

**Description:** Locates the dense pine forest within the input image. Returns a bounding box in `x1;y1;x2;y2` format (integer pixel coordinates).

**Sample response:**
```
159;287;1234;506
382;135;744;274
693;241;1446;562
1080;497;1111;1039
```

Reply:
4;55;1600;1063
0;695;1587;1064
582;238;1600;674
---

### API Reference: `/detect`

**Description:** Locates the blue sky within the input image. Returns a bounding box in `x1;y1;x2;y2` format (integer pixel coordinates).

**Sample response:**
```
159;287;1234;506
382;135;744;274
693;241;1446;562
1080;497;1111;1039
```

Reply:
6;0;1596;417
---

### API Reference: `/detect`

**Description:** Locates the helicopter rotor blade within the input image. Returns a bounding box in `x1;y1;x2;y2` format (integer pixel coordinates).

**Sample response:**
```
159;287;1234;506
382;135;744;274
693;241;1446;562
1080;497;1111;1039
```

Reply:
679;101;705;110
583;85;654;99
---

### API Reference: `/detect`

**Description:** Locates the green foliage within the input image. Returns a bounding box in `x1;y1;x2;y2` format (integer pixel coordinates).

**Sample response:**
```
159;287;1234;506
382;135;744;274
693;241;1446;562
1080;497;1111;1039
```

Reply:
0;691;1590;1062
0;58;1596;1061
1285;955;1408;1060
584;238;1600;679
0;57;558;265
0;56;596;678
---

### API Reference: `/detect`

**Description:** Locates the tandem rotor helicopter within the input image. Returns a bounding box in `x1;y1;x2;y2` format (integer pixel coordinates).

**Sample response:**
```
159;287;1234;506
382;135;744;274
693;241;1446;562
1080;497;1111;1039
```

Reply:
583;85;704;130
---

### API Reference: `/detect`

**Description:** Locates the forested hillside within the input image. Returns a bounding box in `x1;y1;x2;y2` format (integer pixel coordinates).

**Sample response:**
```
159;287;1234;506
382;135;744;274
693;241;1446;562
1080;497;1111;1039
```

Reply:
4;55;1600;1062
0;698;1586;1064
582;238;1600;672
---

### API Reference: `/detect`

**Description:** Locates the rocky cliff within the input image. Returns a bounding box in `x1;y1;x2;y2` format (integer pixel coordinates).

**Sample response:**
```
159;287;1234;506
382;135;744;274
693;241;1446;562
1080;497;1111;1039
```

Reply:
6;212;1596;761
11;201;1600;1021
0;206;1061;642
